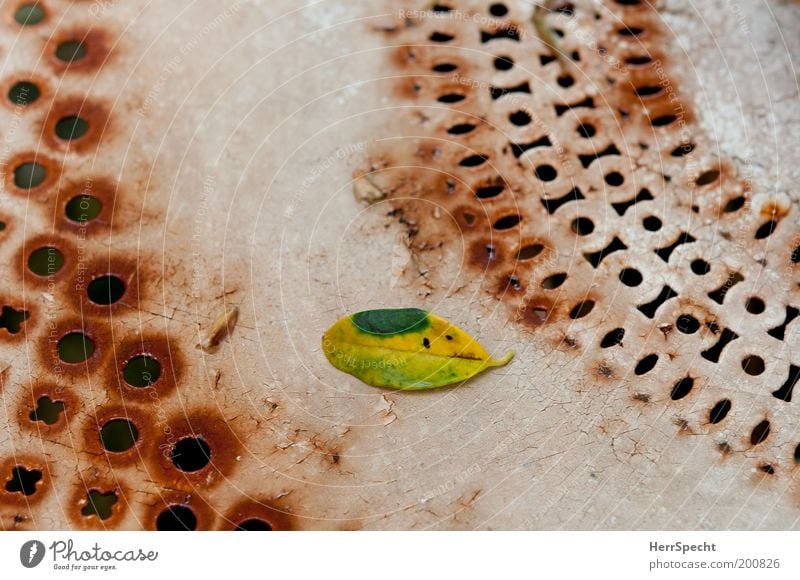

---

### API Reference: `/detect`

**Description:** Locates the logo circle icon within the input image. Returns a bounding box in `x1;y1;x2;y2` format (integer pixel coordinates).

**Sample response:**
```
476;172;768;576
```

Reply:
19;540;46;568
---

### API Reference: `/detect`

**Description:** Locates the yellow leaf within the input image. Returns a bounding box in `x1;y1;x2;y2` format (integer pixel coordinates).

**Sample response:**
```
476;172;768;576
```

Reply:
322;308;514;390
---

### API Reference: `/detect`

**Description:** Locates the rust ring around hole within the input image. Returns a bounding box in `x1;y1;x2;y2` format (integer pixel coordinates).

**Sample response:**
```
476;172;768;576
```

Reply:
5;152;60;197
145;492;215;531
0;456;49;506
66;255;140;315
42;97;110;152
58;176;117;231
83;405;151;466
47;29;112;72
153;411;242;490
20;383;79;434
18;234;78;285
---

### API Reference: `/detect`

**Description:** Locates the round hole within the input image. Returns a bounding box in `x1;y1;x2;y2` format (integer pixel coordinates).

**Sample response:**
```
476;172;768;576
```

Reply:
577;122;595;138
571;217;594;236
7;80;40;106
156;505;197;531
28;246;64;276
54;116;89;141
676;314;700;334
170;437;212;472
618;268;642;286
123;355;161;388
535;164;557;182
87;275;125;305
493;55;514;70
57;332;94;363
489;2;508;16
642;216;662;231
99;419;138;452
236;518;273;531
604;171;624;186
742;355;765;376
55;40;87;63
557;74;574;88
745;296;765;314
569;300;595;319
509;110;531;126
13;161;46;189
65;194;102;223
14;3;45;26
691;259;711;275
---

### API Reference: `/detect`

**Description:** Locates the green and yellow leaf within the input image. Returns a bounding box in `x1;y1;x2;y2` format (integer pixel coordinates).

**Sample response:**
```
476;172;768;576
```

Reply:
322;308;514;390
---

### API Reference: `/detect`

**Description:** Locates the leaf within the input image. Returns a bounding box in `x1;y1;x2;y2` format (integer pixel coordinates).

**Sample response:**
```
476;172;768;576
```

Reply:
322;308;514;390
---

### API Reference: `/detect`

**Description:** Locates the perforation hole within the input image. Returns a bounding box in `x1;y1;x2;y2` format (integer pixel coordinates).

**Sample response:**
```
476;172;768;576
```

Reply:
642;216;662;231
432;63;458;73
14;3;45;26
494;56;514;71
695;169;720;186
66;195;102;223
709;399;732;424
745;297;765;314
55;116;89;141
604;171;624;186
429;31;455;42
489;3;508;16
29;396;65;426
750;420;771;446
724;196;746;213
7;81;40;106
81;490;118;520
87;275;125;305
171;437;212;472
14;161;46;189
57;333;94;363
493;214;521;230
691;259;711;275
4;466;41;496
569;300;595;319
236;519;273;531
600;328;624;348
557;74;574;88
670;377;694;400
535;164;557;182
100;419;138;452
509;110;531;126
742;355;765;376
517;243;544;261
634;354;658;375
571;217;594;236
676;314;700;334
576;122;596;138
123;356;161;388
156;505;197;531
618;268;642;287
541;272;567;290
55;40;87;63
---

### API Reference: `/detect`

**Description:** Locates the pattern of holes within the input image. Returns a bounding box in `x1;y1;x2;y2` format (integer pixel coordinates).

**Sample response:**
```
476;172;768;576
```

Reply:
369;0;799;489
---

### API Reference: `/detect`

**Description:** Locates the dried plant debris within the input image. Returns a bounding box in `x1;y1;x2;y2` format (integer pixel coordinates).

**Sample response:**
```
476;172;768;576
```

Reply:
353;169;386;204
197;306;239;353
